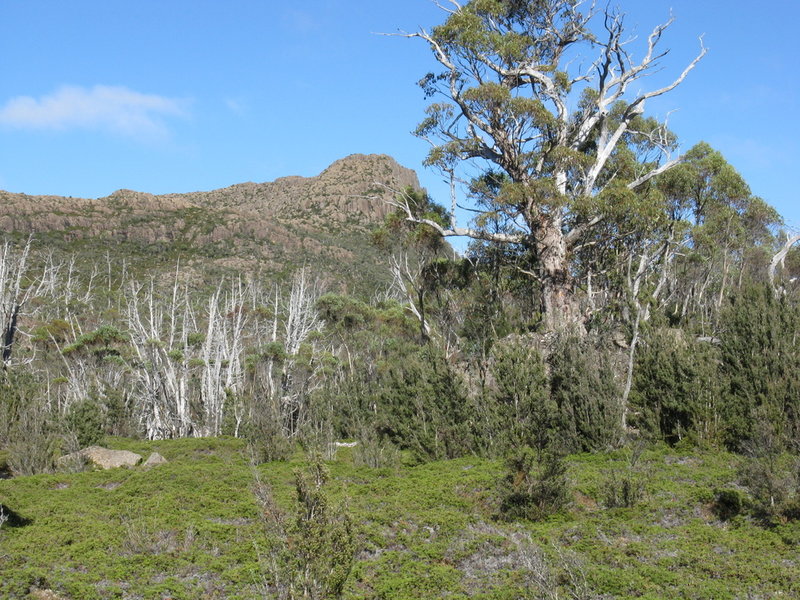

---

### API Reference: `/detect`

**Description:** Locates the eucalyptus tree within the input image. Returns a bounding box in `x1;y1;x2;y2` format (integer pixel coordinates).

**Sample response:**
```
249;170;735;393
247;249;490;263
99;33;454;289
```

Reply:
398;0;706;329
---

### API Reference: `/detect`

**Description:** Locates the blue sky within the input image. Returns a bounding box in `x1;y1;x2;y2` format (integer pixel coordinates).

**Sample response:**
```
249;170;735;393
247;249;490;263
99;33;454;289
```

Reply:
1;1;798;232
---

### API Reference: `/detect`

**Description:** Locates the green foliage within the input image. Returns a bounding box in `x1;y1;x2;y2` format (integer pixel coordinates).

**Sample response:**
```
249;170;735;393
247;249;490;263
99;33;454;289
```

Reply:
600;446;649;509
487;338;554;453
631;328;723;446
498;447;571;521
62;325;129;359
316;293;376;332
245;404;293;464
65;399;104;448
549;333;622;452
712;488;748;521
737;418;800;523
255;454;356;599
377;345;474;462
719;284;800;448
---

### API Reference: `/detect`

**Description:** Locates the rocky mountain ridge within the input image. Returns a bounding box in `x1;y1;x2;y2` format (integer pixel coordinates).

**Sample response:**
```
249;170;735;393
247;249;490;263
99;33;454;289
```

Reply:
0;153;421;291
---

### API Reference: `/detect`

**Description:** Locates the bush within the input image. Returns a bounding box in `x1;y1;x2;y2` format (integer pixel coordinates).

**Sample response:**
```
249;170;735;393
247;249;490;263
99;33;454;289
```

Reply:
377;345;474;462
254;454;357;599
736;415;799;520
549;333;622;452
488;339;554;453
719;284;800;448
712;489;748;521
498;447;571;521
630;328;723;446
351;424;400;469
600;444;649;509
66;399;105;447
6;392;61;476
246;403;293;464
601;468;646;509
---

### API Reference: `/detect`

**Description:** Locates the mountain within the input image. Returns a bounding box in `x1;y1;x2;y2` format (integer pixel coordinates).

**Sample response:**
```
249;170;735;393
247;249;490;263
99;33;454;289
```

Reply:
0;154;420;293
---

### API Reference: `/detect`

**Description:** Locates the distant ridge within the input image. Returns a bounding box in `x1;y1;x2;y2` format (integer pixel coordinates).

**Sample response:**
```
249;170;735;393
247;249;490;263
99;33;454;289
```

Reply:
0;153;421;293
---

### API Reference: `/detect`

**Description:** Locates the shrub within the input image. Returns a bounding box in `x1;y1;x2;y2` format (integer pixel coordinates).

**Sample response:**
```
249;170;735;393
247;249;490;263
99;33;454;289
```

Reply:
66;398;104;447
498;447;571;521
712;489;748;521
351;424;400;469
549;333;622;452
719;284;800;448
600;444;649;509
377;345;474;462
488;339;554;453
245;411;293;464
630;328;723;446
254;454;356;599
6;394;61;476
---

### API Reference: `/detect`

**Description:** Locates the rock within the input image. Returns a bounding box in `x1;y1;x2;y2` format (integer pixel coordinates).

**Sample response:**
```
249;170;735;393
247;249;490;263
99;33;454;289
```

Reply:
60;446;142;470
143;452;168;469
30;589;68;600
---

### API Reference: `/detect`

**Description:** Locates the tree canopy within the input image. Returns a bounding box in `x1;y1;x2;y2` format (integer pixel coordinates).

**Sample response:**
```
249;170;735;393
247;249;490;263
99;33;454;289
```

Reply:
400;0;708;329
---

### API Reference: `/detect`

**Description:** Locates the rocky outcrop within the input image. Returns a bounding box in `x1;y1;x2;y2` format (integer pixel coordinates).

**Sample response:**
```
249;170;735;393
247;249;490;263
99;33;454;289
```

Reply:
60;446;142;470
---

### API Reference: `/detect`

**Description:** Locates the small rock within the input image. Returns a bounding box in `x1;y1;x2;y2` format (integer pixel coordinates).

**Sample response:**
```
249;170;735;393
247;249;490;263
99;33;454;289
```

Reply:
143;452;168;469
30;589;68;600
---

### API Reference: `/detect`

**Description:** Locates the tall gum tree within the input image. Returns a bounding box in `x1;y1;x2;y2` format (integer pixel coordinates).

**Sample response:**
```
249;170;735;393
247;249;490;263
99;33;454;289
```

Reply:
397;0;706;330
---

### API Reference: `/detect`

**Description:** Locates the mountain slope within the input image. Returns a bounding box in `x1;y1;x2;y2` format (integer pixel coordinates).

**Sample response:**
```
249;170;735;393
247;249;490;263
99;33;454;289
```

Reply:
0;154;420;292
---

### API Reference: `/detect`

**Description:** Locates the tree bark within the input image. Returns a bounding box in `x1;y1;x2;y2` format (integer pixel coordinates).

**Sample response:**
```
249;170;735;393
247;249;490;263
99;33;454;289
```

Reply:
537;220;581;330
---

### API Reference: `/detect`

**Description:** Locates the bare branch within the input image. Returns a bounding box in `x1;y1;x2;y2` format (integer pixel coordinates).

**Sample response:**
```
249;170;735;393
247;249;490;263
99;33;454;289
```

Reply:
769;232;800;294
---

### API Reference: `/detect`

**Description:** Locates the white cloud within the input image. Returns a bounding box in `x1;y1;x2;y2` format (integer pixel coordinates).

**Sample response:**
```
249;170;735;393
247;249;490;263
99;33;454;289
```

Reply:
224;97;247;116
0;85;187;140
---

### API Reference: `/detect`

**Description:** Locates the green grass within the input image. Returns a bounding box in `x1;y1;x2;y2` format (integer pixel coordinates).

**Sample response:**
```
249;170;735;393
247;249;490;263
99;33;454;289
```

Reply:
1;438;798;599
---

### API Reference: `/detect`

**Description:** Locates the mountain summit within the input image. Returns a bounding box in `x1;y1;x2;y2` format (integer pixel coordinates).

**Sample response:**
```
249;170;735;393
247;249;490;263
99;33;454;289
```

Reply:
0;154;421;291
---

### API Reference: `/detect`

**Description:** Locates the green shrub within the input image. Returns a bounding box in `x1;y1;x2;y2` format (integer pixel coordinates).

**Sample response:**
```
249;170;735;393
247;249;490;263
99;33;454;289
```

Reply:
549;333;622;452
712;488;748;521
65;398;104;447
720;284;800;448
631;328;723;446
377;345;474;462
498;447;571;521
488;339;554;453
255;454;357;599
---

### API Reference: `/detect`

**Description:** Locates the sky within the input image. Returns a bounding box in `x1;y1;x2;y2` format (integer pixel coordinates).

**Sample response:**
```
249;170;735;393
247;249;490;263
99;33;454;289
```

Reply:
1;1;798;233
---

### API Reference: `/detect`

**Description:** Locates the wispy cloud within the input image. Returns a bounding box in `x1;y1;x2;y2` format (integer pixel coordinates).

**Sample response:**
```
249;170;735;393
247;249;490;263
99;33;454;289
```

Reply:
0;85;188;140
224;97;247;116
282;9;319;34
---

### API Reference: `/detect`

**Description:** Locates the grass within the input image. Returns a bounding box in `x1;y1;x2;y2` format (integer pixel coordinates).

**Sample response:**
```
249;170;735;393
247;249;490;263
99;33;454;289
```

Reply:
1;438;798;599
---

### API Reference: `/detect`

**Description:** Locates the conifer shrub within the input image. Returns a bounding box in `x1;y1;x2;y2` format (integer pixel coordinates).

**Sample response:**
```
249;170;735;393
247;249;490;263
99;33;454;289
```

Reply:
719;283;800;449
738;417;799;522
488;339;554;453
630;328;723;446
711;488;748;521
376;345;474;462
600;445;649;509
245;401;293;463
498;447;571;521
65;398;104;448
254;454;356;599
548;333;622;452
